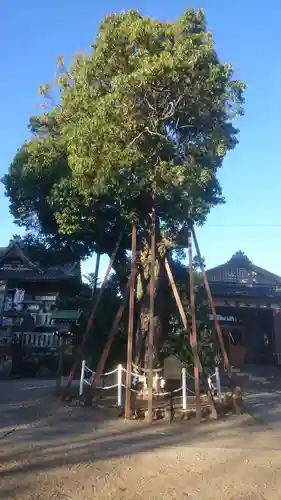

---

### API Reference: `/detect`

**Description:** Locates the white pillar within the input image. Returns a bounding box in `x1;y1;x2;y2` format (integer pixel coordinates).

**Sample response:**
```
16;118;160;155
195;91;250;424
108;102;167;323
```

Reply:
182;367;187;410
79;360;86;396
117;364;122;407
215;367;221;397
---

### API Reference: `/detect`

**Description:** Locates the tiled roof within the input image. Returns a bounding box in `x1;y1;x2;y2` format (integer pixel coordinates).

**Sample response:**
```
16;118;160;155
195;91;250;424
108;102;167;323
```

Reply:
0;239;80;282
207;250;281;286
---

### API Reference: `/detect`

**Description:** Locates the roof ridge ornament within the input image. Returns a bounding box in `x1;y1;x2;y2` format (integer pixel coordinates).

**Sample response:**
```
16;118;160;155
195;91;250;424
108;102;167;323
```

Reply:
228;250;252;264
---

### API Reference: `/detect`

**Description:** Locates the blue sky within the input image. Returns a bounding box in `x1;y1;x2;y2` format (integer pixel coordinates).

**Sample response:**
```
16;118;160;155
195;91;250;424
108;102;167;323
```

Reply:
1;0;280;280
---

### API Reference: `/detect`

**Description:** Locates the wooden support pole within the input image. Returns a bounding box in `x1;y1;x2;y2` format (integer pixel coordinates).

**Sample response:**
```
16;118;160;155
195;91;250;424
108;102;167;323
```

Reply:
92;252;101;301
165;256;217;420
91;273;132;389
125;223;137;420
188;231;201;422
66;233;122;388
84;234;123;339
147;186;156;424
56;335;65;389
190;225;231;377
165;257;202;373
165;258;187;330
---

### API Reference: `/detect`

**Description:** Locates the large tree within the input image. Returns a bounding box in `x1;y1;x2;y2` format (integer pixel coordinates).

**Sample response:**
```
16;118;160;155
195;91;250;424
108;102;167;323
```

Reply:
2;8;246;366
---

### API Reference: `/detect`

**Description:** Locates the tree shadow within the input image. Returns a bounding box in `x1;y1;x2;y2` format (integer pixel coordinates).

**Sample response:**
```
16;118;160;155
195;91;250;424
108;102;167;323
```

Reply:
0;411;273;479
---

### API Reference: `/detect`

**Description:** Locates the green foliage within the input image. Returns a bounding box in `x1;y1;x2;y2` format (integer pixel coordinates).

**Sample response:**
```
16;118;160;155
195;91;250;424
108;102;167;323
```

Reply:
161;258;221;374
57;8;245;234
2;9;245;369
3;8;245;264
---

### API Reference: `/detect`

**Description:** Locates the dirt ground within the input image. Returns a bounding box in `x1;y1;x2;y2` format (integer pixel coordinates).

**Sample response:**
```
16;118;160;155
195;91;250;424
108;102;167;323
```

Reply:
2;380;281;499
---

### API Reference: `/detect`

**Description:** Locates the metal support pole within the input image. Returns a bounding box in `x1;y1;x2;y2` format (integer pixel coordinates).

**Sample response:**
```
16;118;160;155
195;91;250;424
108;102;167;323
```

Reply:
125;223;137;419
188;231;201;423
182;367;187;410
79;360;86;396
117;364;123;407
147;184;156;424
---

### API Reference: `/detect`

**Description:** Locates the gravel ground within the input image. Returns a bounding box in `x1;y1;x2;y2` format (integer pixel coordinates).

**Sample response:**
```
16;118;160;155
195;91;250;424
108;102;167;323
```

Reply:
1;380;281;499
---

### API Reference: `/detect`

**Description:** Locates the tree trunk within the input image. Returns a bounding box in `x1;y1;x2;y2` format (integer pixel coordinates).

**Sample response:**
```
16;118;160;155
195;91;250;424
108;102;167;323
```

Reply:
134;253;168;369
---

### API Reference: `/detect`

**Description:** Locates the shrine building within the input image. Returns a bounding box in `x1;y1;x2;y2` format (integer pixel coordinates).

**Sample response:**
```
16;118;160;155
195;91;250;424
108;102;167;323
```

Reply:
207;251;281;366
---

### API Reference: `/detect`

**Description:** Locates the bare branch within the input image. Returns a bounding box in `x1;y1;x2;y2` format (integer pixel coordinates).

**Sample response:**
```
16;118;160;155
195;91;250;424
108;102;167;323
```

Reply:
162;95;183;120
128;131;144;148
144;97;156;112
145;127;167;140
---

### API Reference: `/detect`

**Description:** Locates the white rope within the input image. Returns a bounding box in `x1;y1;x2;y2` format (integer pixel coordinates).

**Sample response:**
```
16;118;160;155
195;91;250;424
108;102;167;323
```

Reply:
132;362;162;374
84;364;118;377
121;384;190;396
97;384;118;390
173;386;183;394
103;367;119;376
122;366;144;379
185;387;195;394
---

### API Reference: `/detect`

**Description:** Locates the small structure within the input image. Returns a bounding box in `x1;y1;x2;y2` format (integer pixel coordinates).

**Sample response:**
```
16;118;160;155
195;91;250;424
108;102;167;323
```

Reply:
50;309;82;382
163;355;182;381
51;309;82;352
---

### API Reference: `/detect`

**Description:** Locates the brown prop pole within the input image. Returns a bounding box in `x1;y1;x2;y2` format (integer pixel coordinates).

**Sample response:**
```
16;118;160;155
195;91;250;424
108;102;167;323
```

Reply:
165;258;187;330
188;231;201;422
190;225;231;377
91;272;133;389
84;233;123;335
92;252;101;301
124;223;137;419
147;186;156;424
66;233;123;387
165;257;202;373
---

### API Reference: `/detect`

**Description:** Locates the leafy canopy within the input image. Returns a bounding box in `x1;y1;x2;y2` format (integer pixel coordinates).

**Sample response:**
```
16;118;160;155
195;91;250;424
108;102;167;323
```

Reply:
58;8;245;229
3;8;246;260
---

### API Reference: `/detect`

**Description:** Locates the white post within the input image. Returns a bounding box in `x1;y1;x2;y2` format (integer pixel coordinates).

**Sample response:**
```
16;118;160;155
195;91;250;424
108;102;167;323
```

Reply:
215;366;221;398
117;364;122;407
79;360;86;396
182;367;187;410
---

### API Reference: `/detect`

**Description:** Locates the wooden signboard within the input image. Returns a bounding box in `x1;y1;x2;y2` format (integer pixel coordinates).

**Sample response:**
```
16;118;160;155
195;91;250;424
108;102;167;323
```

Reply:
163;355;182;380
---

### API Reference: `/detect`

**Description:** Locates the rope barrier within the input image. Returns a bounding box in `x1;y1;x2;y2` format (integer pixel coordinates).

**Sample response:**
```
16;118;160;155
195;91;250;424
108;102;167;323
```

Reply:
98;384;118;390
79;361;220;407
132;362;162;374
103;367;119;376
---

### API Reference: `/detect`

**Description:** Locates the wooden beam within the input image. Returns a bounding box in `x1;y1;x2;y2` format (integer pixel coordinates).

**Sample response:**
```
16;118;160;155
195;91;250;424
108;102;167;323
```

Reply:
125;223;137;420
